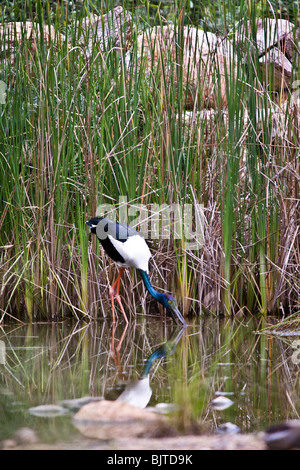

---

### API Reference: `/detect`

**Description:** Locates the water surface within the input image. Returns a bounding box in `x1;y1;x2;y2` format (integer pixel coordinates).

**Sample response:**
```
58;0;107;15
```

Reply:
0;316;299;444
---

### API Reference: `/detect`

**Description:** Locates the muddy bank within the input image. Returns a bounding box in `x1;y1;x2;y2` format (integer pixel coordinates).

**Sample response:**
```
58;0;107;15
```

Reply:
1;432;265;450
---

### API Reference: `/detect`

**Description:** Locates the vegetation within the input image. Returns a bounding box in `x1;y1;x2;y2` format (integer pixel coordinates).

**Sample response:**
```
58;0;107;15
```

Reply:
0;0;300;323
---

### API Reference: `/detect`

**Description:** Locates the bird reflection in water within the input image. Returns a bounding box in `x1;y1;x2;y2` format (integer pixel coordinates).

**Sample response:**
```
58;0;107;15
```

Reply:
110;321;129;377
116;327;186;409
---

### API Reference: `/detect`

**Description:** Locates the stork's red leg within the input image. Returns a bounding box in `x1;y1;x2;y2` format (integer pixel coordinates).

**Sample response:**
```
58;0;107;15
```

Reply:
115;294;128;324
109;289;116;324
110;268;125;293
109;268;128;323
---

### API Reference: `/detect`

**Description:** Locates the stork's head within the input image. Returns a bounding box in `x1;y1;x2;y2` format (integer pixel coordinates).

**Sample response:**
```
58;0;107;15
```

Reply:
86;217;102;234
160;293;186;326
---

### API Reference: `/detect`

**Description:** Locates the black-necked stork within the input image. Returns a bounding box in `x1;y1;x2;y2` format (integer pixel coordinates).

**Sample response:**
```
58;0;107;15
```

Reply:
86;216;186;326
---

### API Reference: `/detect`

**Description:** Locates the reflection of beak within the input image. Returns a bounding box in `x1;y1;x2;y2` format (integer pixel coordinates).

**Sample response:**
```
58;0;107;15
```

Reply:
170;304;187;327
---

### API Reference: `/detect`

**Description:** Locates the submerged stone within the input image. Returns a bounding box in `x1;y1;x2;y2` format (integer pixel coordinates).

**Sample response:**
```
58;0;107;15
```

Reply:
14;427;39;445
217;422;240;434
265;420;300;450
60;396;103;412
148;403;177;414
210;396;234;410
28;404;68;417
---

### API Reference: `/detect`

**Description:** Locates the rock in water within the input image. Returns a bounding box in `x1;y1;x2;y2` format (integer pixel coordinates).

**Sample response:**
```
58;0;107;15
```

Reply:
210;396;234;410
28;404;68;417
265;420;300;450
73;399;174;440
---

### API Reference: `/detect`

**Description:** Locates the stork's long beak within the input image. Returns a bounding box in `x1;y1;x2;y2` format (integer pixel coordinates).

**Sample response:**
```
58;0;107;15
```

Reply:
169;304;187;327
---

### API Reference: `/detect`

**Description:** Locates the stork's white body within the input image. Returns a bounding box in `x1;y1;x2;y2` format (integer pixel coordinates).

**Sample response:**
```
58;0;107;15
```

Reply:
108;234;151;273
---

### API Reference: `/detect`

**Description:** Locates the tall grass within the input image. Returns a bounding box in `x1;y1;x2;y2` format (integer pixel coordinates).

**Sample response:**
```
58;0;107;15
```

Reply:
0;0;300;322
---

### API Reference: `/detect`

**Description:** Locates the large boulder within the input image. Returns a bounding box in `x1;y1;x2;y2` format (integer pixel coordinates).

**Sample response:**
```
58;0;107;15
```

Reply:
73;399;175;439
135;25;236;109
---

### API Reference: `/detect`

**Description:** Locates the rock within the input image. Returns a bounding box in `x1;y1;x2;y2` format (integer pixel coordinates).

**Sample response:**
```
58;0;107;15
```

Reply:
135;25;236;109
60;396;103;412
0;439;16;449
80;7;133;57
73;399;175;440
0;21;65;64
0;7;133;65
236;18;296;56
153;403;177;414
146;403;177;415
28;404;68;417
14;427;39;445
236;18;298;92
217;422;240;434
259;46;292;89
265;420;300;450
210;396;234;410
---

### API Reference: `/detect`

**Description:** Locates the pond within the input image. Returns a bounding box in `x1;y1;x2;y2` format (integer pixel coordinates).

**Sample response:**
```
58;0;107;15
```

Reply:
0;315;299;446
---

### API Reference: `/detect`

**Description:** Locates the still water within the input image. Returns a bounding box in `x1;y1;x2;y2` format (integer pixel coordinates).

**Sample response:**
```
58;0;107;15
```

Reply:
0;316;299;444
